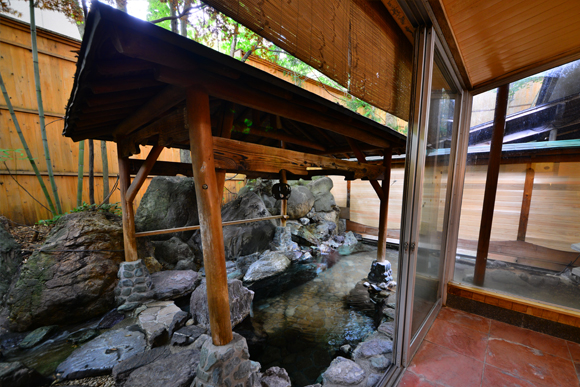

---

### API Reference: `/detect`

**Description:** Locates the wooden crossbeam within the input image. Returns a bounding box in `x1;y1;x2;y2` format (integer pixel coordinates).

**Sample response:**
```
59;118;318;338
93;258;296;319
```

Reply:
135;215;289;238
114;85;185;137
231;123;326;151
212;137;385;180
347;138;384;200
126;145;164;203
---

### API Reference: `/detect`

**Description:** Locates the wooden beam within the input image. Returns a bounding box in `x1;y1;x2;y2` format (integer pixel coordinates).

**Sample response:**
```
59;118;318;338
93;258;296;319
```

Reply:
155;68;392;148
231;123;326;151
114;85;185;137
117;146;138;262
280;141;288;227
128;159;193;177
347;138;384;201
474;84;509;286
187;87;233;346
377;148;392;263
135;215;289;238
90;77;162;94
517;164;535;242
212;137;386;180
96;58;156;76
126;145;164;203
380;0;415;44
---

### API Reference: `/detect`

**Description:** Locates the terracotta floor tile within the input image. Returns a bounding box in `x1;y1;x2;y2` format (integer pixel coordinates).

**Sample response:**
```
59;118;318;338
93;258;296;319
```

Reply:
409;341;483;387
486;338;580;387
425;319;488;361
482;365;543;387
438;307;491;333
569;341;580;363
399;370;442;387
490;320;571;359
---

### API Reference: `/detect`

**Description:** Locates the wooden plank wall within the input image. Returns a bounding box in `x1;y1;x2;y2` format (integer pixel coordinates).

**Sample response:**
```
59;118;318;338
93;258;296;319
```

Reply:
0;17;244;224
335;161;580;256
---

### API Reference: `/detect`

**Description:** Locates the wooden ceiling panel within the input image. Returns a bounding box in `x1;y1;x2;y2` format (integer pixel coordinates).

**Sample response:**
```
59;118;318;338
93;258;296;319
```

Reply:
438;0;580;88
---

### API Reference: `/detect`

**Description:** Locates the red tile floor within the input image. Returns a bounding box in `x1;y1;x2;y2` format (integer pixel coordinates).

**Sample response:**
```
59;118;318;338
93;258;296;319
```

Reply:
399;307;580;387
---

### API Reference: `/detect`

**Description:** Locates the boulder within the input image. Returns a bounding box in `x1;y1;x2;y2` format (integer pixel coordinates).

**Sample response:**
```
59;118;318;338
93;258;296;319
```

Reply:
243;251;291;282
151;270;200;301
260;366;291;387
190;280;253;328
338;231;371;256
112;346;171;385
137;301;185;346
0;227;22;304
308;178;336;212
135;176;199;241
152;237;200;271
6;212;124;332
97;308;125;329
215;192;276;259
0;361;46;387
56;327;146;380
235;253;261;277
123;349;200;387
171;325;208;347
245;262;317;300
322;357;365;386
285;186;315;219
307;177;333;196
18;325;57;349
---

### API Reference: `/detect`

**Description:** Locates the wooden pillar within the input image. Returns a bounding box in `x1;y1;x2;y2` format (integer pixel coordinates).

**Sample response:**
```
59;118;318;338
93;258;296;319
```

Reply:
346;180;351;209
216;103;235;205
517;163;535;241
117;147;138;262
187;87;233;346
280;140;288;227
474;84;509;286
377;148;392;263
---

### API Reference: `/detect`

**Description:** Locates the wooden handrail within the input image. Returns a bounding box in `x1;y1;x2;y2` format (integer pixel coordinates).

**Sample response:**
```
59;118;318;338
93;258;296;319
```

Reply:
135;214;289;238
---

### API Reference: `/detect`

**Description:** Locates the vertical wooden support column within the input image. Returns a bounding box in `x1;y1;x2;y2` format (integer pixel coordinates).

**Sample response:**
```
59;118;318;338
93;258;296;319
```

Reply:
474;84;509;286
117;147;138;262
377;148;393;263
216;103;235;206
187;87;233;346
517;163;535;241
280;170;288;227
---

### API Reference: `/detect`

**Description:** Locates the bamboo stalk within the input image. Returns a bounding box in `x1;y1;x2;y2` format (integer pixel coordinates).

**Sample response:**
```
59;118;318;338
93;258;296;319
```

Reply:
77;141;85;207
29;0;62;214
88;139;94;204
101;141;109;204
0;70;56;215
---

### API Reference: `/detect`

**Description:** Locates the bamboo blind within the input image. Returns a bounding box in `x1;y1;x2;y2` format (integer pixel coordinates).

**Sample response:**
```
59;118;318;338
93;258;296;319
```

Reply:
202;0;413;120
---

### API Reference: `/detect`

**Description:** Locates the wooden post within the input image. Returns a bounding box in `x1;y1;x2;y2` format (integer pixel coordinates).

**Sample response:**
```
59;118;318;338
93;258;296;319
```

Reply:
117;146;138;262
280;140;288;227
187;87;233;346
216;103;235;206
377;148;392;263
517;163;535;241
474;84;509;286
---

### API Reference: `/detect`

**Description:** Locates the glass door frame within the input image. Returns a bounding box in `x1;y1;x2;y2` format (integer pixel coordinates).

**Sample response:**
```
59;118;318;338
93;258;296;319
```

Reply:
396;26;466;366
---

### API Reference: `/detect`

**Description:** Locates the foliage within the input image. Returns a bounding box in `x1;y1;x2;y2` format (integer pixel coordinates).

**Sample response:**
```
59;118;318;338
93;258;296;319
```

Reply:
509;75;544;102
37;202;122;225
0;148;27;163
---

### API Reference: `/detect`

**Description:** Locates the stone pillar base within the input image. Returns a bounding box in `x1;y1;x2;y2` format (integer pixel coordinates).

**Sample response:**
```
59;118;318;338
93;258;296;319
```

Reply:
193;333;261;387
114;259;153;312
367;260;393;285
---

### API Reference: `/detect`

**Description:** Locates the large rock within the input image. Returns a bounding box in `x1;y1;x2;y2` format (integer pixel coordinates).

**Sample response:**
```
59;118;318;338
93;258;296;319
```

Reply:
245;262;318;300
322;357;365;386
243;251;291;282
260;367;291;387
18;325;58;349
137;301;186;346
56;327;147;380
135;176;199;241
112;346;172;385
151;270;200;301
190;279;253;328
152;237;200;270
286;186;315;219
123;349;200;387
308;177;336;212
0;227;22;304
0;361;46;387
6;212;124;331
210;192;276;259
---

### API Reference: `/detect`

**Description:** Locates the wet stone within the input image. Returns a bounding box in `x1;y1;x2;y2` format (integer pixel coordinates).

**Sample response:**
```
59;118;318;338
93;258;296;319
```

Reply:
122;279;134;287
124;272;134;278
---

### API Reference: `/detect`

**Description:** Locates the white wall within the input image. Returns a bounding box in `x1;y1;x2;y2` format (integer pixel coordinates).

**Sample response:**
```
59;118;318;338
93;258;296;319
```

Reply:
2;0;81;40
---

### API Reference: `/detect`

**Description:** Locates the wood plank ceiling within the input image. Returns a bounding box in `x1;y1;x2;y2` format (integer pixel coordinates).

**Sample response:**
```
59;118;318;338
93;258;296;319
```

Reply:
436;0;580;89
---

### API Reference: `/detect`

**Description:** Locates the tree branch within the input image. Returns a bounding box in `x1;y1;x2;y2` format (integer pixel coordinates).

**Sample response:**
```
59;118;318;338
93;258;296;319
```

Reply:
150;4;203;24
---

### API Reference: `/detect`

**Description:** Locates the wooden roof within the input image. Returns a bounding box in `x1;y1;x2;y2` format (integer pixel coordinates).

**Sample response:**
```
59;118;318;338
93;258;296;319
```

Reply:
63;2;406;180
428;0;580;89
